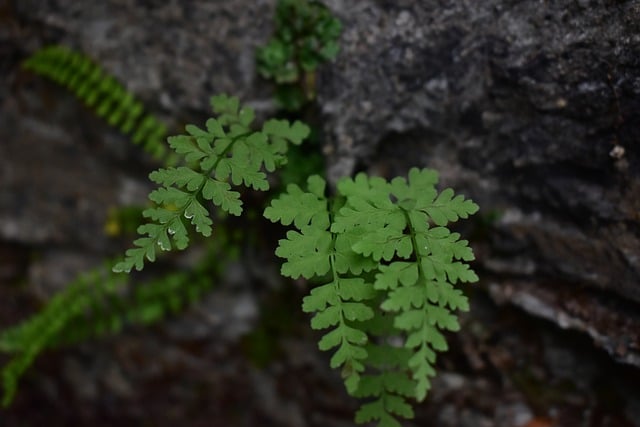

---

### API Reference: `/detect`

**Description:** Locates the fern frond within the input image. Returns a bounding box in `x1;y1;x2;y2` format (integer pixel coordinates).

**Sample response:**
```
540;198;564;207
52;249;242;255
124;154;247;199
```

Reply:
337;167;478;402
265;175;376;394
353;343;416;427
114;95;310;273
0;254;221;406
266;167;478;425
0;263;125;406
22;45;172;163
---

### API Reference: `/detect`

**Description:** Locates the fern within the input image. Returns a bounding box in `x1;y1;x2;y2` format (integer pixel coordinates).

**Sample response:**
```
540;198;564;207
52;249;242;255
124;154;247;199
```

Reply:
265;168;478;426
0;262;125;406
8;10;477;424
13;46;478;425
0;246;225;407
22;45;172;162
0;214;242;407
113;94;310;273
265;175;376;393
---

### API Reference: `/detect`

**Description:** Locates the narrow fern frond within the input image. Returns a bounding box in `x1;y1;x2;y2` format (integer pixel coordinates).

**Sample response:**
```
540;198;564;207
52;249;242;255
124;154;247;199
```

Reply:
22;45;172;163
0;252;222;406
114;94;310;273
0;264;124;406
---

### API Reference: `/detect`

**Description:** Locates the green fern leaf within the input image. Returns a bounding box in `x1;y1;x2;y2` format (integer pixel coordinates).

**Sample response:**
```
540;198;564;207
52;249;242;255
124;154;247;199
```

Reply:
268;167;478;423
0;232;236;407
374;262;420;291
333;167;478;408
351;226;413;261
114;95;309;273
331;174;404;234
267;175;378;395
210;94;240;123
0;268;211;406
423;188;479;226
333;231;378;274
202;178;243;216
263;119;310;146
303;275;374;394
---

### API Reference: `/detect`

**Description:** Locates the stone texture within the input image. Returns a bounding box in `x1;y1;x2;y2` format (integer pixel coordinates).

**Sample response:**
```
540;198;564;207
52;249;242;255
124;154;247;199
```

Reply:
317;0;640;356
13;0;277;113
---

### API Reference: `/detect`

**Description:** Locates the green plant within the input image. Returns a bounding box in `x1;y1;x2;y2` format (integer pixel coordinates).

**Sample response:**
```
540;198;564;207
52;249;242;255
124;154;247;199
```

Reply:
0;47;227;407
2;44;310;409
257;0;342;111
1;89;478;425
109;94;477;425
22;45;172;162
0;234;233;407
4;4;479;423
265;170;478;426
112;94;310;273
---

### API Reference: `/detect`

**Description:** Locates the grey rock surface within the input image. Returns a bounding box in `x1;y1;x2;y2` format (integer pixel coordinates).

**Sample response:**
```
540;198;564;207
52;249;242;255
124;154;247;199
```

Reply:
318;0;640;358
13;0;277;113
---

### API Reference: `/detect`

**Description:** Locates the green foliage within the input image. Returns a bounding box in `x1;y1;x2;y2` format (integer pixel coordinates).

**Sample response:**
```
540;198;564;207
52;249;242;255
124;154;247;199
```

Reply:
22;45;172;162
0;267;205;407
257;0;342;110
113;94;310;273
12;27;478;427
265;168;479;426
0;235;232;407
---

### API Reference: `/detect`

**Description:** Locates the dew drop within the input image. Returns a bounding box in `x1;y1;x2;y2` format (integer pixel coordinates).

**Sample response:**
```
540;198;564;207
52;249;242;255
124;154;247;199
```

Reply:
184;212;194;220
168;228;176;235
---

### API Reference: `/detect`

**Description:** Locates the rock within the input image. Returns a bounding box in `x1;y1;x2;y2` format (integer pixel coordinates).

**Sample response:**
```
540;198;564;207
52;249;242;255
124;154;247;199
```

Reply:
14;0;277;113
317;0;640;353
